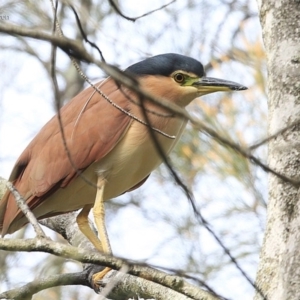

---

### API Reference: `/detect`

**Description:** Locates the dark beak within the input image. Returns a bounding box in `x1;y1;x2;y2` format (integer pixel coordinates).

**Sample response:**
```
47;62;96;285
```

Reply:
193;77;247;95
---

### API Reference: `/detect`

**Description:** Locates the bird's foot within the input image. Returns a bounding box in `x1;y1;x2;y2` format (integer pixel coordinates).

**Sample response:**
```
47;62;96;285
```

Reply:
92;267;112;291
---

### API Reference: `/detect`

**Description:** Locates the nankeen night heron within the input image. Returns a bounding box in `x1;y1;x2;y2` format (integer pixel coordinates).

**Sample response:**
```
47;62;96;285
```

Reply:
0;53;247;286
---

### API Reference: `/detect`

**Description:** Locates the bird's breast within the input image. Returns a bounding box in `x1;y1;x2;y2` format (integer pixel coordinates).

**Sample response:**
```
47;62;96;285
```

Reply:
96;116;187;200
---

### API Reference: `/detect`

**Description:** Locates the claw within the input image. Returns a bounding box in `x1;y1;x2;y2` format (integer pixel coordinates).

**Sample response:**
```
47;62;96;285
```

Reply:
92;267;112;291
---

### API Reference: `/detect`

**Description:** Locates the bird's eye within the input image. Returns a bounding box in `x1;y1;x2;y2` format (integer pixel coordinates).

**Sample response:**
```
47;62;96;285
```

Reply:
174;73;185;83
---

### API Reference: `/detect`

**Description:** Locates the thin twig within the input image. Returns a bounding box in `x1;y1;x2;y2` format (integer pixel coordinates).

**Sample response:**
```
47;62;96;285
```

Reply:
107;0;176;22
249;119;300;151
116;77;176;118
5;183;47;238
192;120;299;187
68;3;106;61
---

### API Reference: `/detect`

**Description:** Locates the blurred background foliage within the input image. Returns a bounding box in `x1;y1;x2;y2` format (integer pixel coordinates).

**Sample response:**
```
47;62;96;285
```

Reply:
0;0;267;299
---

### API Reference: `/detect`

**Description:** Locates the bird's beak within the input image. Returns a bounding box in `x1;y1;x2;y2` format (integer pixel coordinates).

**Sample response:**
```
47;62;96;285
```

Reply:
193;76;247;95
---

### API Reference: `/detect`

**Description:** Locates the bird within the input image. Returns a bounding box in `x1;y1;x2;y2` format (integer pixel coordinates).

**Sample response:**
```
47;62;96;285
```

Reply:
0;53;247;286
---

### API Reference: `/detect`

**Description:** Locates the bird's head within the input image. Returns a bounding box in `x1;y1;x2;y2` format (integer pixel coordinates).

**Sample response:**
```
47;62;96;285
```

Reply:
126;53;247;107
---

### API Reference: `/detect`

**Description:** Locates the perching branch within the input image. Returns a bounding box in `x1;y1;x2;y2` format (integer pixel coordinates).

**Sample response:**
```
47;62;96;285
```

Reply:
0;234;219;300
0;178;222;300
0;272;89;300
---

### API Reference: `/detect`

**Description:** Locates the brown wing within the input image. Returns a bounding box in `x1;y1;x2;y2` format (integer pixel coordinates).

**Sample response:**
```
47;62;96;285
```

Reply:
0;78;133;235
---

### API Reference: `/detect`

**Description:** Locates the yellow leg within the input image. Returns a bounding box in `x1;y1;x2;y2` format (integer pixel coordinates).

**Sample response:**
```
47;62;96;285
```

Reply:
76;179;112;288
91;177;112;286
76;205;103;252
93;178;111;255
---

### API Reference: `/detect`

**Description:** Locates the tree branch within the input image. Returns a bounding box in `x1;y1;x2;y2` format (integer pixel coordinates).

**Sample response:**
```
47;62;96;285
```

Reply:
0;238;217;299
0;178;221;300
106;0;176;22
0;272;89;300
0;236;219;300
6;182;47;238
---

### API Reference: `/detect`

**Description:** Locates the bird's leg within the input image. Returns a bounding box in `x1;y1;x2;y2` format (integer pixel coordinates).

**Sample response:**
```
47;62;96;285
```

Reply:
93;178;111;254
76;205;103;252
91;177;112;286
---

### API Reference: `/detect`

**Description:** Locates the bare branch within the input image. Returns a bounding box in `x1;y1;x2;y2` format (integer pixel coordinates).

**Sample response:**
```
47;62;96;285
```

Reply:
249;119;300;151
0;267;204;300
107;0;176;22
0;236;219;300
40;212;221;299
67;3;106;61
5;182;47;238
104;269;216;300
0;272;88;300
40;213;224;299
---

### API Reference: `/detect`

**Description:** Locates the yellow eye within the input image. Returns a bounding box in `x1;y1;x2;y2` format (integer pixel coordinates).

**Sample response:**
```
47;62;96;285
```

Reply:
174;73;185;83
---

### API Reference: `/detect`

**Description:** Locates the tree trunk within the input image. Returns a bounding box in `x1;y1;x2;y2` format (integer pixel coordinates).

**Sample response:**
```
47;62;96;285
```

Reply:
255;0;300;299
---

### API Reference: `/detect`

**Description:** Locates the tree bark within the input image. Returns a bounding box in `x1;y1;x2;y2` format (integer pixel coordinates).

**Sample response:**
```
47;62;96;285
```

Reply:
255;0;300;299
